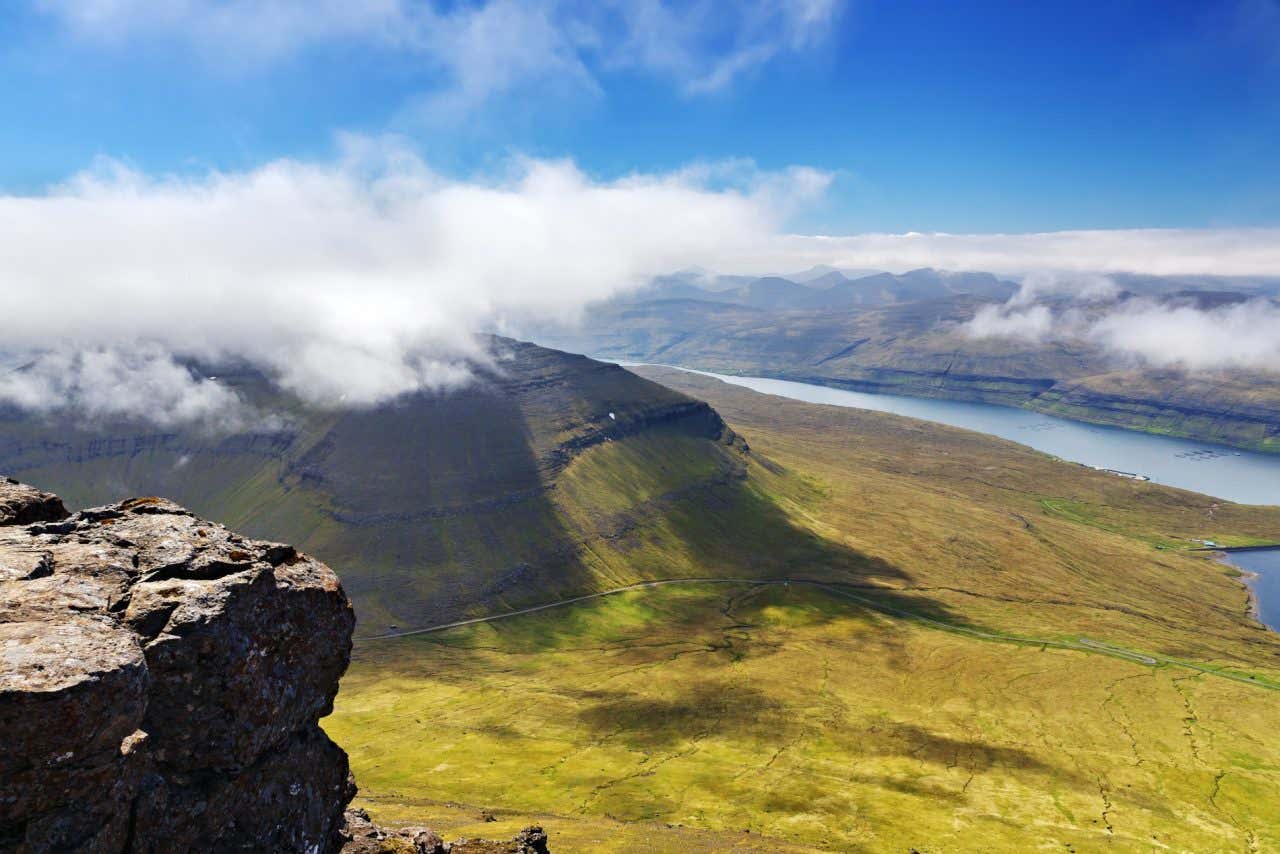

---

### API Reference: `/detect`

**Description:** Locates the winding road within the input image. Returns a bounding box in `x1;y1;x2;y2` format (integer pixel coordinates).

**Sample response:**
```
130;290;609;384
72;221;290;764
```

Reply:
360;576;1278;692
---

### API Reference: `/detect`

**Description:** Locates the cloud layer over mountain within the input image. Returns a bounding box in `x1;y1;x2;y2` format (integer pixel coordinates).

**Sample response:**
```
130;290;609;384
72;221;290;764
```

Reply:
966;276;1280;373
779;229;1280;278
0;137;828;419
4;137;1280;423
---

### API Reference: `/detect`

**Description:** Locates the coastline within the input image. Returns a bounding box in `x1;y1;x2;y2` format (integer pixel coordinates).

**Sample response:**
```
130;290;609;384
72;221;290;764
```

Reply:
610;358;1280;458
620;361;1280;507
1216;550;1274;632
1206;543;1280;553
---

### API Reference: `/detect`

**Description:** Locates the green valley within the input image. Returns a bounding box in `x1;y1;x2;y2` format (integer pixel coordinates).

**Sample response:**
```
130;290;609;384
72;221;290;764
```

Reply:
331;581;1280;851
6;340;1280;849
325;360;1280;851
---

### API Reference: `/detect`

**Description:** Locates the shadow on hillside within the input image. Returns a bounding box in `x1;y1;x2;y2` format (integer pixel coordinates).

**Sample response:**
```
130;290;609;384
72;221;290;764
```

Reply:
289;380;608;629
352;428;973;656
0;356;967;642
304;362;967;634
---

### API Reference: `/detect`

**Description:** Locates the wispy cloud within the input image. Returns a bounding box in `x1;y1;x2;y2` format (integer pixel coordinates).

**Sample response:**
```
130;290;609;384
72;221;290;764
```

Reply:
34;0;415;60
599;0;841;94
33;0;844;116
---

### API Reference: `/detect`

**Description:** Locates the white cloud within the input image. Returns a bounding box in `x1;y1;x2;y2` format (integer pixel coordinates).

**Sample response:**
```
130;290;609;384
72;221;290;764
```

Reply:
962;271;1119;343
7;137;1280;424
1087;298;1280;372
34;0;845;114
0;346;258;429
964;304;1056;342
0;138;827;420
1008;271;1119;307
964;277;1280;374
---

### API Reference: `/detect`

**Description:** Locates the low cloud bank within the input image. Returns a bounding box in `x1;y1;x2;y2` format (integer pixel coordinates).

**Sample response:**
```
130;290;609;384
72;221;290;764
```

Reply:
5;140;1280;424
1089;299;1280;372
966;276;1280;373
0;138;827;422
0;346;255;430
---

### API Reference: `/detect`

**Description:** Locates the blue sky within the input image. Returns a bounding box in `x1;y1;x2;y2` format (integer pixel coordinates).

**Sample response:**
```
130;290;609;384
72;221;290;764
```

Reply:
3;0;1278;233
3;2;1280;419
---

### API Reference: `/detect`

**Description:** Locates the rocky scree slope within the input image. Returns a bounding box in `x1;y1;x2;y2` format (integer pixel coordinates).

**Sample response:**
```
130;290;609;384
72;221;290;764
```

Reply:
0;477;549;853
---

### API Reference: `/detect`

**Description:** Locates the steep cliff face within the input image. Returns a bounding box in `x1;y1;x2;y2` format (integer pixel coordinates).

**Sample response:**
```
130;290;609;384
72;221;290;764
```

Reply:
0;477;356;851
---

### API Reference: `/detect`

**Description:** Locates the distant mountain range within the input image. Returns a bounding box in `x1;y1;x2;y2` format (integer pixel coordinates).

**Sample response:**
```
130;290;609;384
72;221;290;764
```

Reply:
533;270;1280;455
632;267;1280;312
634;267;1021;310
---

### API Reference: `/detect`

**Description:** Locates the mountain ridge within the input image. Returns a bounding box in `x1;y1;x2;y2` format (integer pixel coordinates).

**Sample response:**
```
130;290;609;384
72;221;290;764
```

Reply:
0;338;842;631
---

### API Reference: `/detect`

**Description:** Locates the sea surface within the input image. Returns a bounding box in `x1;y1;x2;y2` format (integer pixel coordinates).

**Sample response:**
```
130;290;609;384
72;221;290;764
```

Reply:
1219;549;1280;632
638;366;1280;507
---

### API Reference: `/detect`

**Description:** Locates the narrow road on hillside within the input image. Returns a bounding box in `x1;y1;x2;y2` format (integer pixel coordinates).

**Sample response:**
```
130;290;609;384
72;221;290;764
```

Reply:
359;577;1278;692
360;577;778;640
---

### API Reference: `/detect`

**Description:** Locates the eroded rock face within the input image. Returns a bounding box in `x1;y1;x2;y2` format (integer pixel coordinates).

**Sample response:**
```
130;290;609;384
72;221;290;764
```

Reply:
0;480;356;852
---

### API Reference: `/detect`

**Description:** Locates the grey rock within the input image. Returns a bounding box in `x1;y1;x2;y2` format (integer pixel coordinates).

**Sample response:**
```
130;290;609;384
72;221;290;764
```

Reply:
0;479;67;527
0;480;355;852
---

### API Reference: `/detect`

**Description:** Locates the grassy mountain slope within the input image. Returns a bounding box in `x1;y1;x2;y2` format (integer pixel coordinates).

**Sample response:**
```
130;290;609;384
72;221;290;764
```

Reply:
0;338;889;630
631;367;1280;666
8;338;1280;848
328;367;1280;851
332;582;1280;852
534;295;1280;452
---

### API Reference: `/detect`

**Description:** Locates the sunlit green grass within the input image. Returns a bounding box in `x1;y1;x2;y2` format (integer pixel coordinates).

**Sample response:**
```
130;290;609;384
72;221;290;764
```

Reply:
329;370;1280;851
328;583;1280;851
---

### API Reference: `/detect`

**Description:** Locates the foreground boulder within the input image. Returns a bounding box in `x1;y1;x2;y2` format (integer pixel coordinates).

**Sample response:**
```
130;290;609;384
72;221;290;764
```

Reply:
0;478;355;851
1;478;553;853
0;478;66;528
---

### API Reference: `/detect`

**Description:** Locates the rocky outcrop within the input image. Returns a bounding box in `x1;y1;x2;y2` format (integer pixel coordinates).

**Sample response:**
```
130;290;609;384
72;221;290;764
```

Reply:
0;477;355;852
0;478;66;528
1;478;554;853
